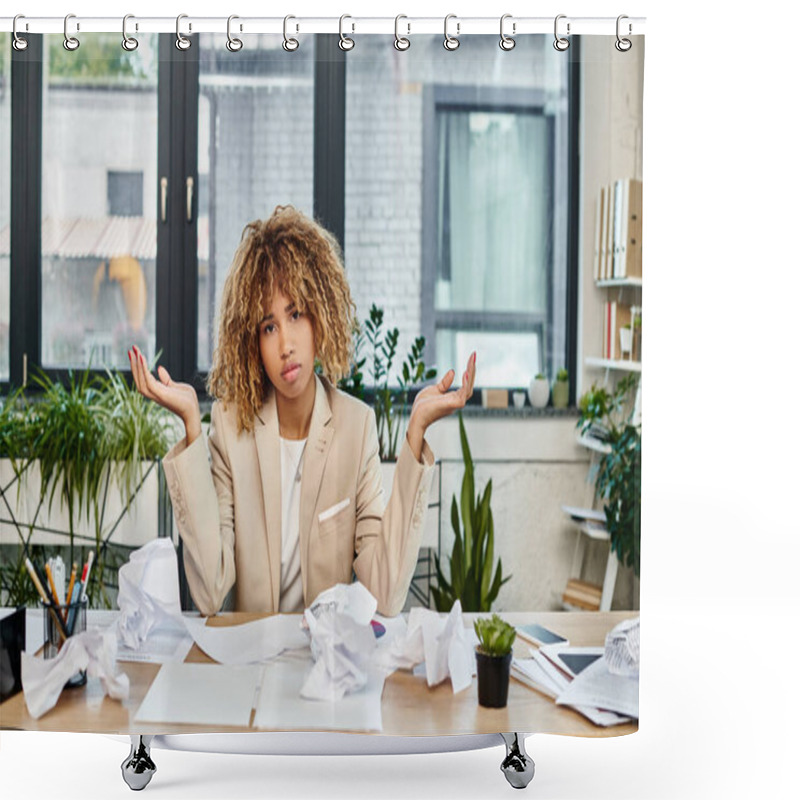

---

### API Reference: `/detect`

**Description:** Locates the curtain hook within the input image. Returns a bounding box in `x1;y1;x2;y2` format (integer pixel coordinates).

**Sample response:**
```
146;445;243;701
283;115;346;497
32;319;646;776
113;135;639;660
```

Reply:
553;14;570;51
282;15;299;51
226;15;243;52
443;14;460;51
499;14;516;51
12;14;28;52
63;13;80;51
339;14;355;51
394;14;410;51
615;15;632;52
122;14;139;52
175;13;191;51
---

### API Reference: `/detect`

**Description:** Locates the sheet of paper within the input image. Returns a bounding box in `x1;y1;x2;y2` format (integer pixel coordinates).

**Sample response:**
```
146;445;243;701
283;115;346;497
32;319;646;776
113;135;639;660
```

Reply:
556;655;639;719
134;662;262;727
511;657;560;698
116;624;195;664
253;654;385;732
183;615;310;665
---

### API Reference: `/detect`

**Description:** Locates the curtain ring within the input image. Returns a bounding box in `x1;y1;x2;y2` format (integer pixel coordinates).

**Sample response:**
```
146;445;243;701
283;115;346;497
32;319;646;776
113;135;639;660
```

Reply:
226;15;243;52
175;13;191;51
615;15;632;52
282;15;299;51
12;15;28;52
339;15;355;51
394;14;410;51
553;14;570;52
443;14;460;51
122;14;139;52
63;13;80;51
499;14;515;51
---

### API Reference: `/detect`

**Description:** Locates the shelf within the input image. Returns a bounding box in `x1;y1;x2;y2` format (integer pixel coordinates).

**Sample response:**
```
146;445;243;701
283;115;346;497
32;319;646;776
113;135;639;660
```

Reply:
576;433;612;455
585;357;642;373
596;277;642;289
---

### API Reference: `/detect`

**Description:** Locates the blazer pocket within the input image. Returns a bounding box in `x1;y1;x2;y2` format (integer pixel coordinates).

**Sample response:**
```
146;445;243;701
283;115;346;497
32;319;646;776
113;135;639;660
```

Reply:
317;497;351;534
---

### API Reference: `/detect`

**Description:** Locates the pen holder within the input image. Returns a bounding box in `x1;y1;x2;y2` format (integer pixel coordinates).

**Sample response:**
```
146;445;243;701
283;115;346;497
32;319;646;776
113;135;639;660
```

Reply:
41;598;88;688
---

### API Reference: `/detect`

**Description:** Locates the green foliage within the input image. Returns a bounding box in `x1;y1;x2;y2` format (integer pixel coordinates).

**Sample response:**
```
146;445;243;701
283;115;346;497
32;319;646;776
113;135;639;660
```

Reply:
47;34;152;85
431;412;511;612
534;373;546;380
473;614;517;657
331;319;367;401
556;368;569;382
363;304;436;461
577;374;641;576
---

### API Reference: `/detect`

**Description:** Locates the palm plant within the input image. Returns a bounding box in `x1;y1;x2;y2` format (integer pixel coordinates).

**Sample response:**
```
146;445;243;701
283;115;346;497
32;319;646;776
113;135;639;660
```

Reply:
432;412;511;612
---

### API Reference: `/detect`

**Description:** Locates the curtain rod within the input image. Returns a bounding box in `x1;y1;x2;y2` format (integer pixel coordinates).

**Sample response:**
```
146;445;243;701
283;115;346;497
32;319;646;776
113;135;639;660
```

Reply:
1;16;646;37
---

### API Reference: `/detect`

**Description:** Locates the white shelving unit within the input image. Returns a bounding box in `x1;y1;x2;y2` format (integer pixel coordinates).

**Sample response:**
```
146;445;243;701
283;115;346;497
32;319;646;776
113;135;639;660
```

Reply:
585;356;641;373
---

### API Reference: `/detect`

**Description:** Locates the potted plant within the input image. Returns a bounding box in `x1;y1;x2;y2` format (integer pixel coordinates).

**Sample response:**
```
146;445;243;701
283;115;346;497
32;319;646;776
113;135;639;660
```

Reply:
552;368;569;409
528;373;549;409
431;412;511;613
473;613;517;708
619;325;633;359
577;374;641;577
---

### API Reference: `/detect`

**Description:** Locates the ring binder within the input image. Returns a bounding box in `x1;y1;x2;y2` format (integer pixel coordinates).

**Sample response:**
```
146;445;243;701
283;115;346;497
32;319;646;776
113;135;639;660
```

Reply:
499;14;516;51
443;14;460;51
394;14;410;51
226;14;243;52
12;14;28;51
338;14;354;51
175;13;191;51
63;13;79;51
122;14;138;52
283;15;299;52
553;14;569;52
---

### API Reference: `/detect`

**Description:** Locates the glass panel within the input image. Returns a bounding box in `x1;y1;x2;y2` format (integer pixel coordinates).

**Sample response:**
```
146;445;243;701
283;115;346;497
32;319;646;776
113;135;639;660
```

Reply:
0;34;10;381
41;34;158;370
196;34;316;371
345;35;569;387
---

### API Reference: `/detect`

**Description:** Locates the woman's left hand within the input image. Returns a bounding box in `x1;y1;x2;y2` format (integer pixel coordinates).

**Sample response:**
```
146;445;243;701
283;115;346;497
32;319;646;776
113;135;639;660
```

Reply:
408;351;477;436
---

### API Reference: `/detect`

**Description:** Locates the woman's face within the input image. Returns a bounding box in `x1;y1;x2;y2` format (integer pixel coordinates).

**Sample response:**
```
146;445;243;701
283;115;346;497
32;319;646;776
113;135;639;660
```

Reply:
258;286;316;401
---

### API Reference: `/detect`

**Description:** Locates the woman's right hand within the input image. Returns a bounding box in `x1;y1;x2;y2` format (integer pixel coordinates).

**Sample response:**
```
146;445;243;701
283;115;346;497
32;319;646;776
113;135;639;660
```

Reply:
128;345;202;445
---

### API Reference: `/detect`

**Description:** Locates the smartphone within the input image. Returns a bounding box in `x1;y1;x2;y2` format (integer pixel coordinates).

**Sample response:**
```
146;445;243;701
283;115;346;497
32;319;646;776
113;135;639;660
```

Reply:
516;623;568;648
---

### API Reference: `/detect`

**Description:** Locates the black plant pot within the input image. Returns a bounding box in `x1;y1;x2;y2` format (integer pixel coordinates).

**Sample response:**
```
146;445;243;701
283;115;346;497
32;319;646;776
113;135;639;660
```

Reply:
475;649;513;708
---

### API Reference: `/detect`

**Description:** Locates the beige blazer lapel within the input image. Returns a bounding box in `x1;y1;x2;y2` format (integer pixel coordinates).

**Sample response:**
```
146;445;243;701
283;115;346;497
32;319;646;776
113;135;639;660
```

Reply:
254;387;283;613
299;374;334;604
254;374;334;612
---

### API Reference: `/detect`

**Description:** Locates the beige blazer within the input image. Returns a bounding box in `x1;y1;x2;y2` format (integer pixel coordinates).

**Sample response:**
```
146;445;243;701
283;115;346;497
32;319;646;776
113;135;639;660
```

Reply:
162;373;435;617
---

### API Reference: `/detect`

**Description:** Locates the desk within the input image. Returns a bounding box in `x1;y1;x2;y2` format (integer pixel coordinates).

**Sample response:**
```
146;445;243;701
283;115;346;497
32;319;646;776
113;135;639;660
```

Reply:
0;611;638;738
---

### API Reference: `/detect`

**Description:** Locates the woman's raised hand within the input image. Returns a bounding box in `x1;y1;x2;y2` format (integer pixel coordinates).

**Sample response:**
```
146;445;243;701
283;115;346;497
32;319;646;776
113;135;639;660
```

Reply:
128;345;202;445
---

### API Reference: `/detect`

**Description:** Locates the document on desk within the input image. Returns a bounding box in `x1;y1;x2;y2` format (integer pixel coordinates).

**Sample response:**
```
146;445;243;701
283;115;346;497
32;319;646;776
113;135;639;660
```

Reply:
183;615;310;665
556;655;639;719
253;655;386;732
116;622;195;664
134;662;262;727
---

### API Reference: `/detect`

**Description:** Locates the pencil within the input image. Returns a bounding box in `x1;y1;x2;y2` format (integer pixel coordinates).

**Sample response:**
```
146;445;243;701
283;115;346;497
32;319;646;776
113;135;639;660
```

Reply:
45;562;65;624
65;562;77;614
25;558;68;643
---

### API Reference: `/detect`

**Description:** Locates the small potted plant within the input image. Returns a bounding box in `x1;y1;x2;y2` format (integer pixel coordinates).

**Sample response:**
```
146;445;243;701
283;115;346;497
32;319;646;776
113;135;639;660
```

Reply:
552;368;569;409
528;373;549;409
473;613;517;708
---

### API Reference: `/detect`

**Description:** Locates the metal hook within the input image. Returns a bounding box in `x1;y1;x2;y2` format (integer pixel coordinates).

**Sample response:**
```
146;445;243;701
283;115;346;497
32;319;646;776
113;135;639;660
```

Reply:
394;14;410;51
63;13;80;51
499;14;516;51
553;14;570;52
443;14;460;51
615;15;632;52
175;13;191;51
122;14;139;52
226;15;243;52
283;15;299;51
12;14;28;52
339;14;354;51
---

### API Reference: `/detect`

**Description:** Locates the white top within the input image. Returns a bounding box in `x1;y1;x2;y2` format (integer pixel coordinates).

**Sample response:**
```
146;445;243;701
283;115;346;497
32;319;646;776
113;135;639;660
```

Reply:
278;436;307;613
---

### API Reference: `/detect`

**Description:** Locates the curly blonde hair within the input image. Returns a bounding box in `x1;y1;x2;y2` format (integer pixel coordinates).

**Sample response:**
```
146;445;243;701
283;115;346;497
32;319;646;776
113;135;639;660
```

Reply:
206;205;356;434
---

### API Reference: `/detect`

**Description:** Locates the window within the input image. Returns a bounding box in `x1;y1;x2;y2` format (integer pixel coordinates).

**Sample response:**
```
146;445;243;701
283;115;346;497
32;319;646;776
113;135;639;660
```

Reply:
107;170;144;217
0;34;9;381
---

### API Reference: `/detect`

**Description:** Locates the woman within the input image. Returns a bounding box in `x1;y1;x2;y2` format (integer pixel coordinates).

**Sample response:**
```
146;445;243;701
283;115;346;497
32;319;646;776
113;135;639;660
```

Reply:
130;205;476;617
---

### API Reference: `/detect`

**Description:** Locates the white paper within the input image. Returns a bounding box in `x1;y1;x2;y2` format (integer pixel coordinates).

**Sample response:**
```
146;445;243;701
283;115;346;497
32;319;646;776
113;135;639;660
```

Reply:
512;657;560;698
254;656;385;732
604;616;640;677
21;629;129;719
556;654;639;719
183;615;309;665
134;662;262;727
115;623;195;664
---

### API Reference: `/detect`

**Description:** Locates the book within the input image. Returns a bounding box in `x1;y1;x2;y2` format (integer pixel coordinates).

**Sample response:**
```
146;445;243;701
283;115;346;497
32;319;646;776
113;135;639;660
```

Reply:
593;186;605;281
602;182;613;279
562;578;602;611
618;178;643;279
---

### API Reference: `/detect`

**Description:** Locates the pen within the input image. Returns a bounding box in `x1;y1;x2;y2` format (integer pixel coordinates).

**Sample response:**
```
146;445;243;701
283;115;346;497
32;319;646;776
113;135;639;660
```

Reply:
65;562;77;614
45;563;65;624
66;580;82;636
25;557;68;643
80;550;95;603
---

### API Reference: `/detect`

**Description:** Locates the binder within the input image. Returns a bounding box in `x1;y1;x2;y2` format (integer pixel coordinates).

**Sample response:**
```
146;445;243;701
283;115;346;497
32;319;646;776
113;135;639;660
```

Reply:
593;186;605;281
